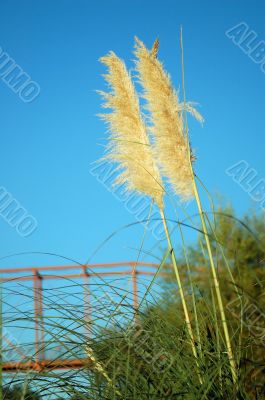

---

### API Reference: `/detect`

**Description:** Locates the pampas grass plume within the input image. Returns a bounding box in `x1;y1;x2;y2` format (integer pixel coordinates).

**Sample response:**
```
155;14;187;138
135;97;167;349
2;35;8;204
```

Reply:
134;37;195;200
98;51;164;208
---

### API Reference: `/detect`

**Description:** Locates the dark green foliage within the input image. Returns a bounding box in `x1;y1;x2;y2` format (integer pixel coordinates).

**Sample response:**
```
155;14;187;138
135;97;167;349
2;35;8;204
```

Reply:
84;207;265;399
3;384;42;400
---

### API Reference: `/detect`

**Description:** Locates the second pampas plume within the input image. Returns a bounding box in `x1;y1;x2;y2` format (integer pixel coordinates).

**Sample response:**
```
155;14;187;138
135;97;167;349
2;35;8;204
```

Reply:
134;37;198;200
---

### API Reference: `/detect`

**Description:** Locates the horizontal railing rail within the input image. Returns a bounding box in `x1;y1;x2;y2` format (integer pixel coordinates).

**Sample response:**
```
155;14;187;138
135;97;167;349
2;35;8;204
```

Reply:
1;261;171;372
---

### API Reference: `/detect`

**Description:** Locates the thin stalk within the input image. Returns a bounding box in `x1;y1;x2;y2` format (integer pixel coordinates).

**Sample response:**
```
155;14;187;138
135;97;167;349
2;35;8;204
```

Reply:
210;286;223;393
192;175;237;383
204;211;244;368
86;346;122;397
160;208;202;384
195;176;244;367
180;27;237;384
178;221;202;358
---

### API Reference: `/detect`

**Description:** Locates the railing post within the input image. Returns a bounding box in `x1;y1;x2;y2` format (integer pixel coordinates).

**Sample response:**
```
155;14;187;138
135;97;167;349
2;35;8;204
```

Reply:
33;270;44;367
132;264;138;322
83;266;91;337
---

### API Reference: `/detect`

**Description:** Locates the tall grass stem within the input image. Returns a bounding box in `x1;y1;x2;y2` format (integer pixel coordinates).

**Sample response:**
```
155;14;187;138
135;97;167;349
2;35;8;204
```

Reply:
160;208;202;384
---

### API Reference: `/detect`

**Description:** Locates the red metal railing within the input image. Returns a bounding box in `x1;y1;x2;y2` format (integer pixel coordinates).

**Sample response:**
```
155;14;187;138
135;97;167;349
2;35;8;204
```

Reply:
1;262;169;372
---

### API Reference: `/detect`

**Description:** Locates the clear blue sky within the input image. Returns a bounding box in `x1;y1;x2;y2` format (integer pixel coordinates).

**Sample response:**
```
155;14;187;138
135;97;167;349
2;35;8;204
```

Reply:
0;0;264;269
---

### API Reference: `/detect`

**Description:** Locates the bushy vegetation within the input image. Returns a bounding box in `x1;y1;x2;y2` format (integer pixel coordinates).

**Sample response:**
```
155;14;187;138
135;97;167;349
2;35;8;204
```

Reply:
3;384;41;400
86;207;265;400
2;208;264;399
